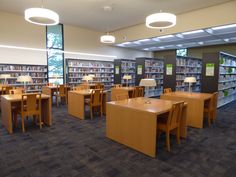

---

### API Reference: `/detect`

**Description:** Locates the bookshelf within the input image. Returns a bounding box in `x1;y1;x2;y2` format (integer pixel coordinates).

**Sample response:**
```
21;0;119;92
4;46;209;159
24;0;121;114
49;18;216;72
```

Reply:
114;59;135;86
176;56;202;92
66;59;114;89
0;64;48;92
202;52;236;107
135;57;164;97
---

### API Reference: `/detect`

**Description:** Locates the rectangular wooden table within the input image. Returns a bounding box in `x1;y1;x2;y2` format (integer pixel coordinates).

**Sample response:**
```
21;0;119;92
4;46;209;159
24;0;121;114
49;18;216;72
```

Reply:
68;90;107;119
1;94;52;134
106;97;187;157
160;91;212;128
111;87;134;101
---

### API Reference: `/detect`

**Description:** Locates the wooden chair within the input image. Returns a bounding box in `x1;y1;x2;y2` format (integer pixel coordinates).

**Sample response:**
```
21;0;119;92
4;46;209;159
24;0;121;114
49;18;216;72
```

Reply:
73;84;87;91
95;83;104;90
204;92;218;127
115;93;129;101
55;85;67;106
19;93;42;132
132;86;144;98
113;84;122;88
9;88;24;95
1;86;13;95
157;101;185;152
163;88;172;93
86;89;103;119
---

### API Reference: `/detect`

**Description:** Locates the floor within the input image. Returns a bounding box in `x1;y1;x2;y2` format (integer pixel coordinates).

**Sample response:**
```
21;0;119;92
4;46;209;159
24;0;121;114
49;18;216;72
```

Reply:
0;102;236;177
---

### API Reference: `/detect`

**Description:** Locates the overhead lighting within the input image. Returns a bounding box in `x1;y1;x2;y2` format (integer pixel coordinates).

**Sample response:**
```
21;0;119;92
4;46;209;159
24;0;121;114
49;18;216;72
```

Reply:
138;39;151;42
176;34;184;38
182;29;204;35
224;39;230;42
133;41;141;45
212;24;236;30
146;12;176;29
24;8;59;26
152;37;160;42
176;44;183;47
158;46;165;49
100;34;115;43
122;42;132;45
205;29;214;34
198;42;204;45
158;35;174;39
143;48;150;51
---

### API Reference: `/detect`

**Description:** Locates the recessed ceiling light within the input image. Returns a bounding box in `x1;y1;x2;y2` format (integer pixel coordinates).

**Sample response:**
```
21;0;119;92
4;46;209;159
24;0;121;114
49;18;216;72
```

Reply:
158;46;165;49
152;37;160;42
143;48;150;51
205;29;214;34
176;34;184;38
133;41;141;45
122;42;132;45
198;42;204;45
223;39;230;42
158;35;174;39
212;24;236;30
176;44;183;47
138;39;151;42
182;29;204;35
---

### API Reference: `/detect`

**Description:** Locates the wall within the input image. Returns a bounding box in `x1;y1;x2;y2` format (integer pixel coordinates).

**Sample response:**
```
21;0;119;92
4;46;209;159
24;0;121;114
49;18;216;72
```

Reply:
0;11;151;66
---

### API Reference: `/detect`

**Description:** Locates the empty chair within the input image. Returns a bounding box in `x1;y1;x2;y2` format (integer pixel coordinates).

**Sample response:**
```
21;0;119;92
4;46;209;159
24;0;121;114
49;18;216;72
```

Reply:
19;93;42;132
132;86;144;98
163;88;172;93
1;86;13;95
204;92;218;127
73;84;87;91
115;93;129;101
85;89;103;119
9;88;24;95
55;85;67;106
95;83;104;90
157;101;184;152
113;84;122;88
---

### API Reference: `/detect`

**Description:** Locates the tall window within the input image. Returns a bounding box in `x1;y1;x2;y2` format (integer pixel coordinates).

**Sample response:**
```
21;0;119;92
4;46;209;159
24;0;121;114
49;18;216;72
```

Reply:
176;48;187;57
46;24;64;84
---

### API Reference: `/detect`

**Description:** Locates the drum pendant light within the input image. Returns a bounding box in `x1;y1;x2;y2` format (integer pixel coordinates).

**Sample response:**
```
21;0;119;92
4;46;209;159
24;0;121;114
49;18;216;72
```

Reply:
100;33;116;43
146;12;176;29
24;0;59;26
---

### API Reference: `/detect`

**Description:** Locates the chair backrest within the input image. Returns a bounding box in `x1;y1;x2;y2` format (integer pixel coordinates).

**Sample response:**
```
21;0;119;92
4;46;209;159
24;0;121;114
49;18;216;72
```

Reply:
57;85;66;95
9;88;24;95
2;86;13;95
21;93;41;114
113;84;122;88
90;89;103;106
115;94;129;101
132;86;144;98
95;83;104;90
167;101;184;129
74;85;86;91
164;88;172;93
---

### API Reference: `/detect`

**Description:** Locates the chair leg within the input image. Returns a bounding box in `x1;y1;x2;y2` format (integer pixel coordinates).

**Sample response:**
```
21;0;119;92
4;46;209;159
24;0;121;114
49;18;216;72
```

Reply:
166;131;170;152
176;127;180;145
38;114;42;129
21;116;25;133
90;107;93;119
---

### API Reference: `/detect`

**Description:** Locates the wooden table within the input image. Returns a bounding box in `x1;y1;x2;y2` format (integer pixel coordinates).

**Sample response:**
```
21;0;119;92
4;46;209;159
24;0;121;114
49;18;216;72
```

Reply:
1;94;52;134
160;91;212;128
111;87;134;101
68;90;107;119
106;97;187;157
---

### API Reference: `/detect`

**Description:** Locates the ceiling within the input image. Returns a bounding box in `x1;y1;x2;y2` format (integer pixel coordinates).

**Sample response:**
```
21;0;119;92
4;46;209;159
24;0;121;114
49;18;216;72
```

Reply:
0;0;232;32
116;23;236;51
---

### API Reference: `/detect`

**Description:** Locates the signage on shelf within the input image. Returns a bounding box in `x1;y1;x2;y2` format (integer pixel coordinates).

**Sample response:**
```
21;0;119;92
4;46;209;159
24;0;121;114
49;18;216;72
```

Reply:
206;63;215;76
137;65;142;75
166;64;173;75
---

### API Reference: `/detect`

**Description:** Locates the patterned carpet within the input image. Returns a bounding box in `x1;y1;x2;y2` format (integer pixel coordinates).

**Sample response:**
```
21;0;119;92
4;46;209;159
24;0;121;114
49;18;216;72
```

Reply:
0;101;236;177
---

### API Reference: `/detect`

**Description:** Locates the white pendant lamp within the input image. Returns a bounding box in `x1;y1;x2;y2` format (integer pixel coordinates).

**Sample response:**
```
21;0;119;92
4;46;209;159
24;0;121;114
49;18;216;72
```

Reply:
24;7;59;26
100;34;116;43
146;12;176;29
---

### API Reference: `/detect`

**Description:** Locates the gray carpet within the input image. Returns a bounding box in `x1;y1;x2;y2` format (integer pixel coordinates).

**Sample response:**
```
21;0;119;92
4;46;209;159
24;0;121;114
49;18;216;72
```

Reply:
0;102;236;177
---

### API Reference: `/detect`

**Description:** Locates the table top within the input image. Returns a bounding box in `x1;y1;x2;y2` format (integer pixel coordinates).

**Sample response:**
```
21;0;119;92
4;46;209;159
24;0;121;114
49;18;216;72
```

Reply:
46;85;70;89
107;97;179;115
69;89;107;96
1;94;50;102
162;91;212;100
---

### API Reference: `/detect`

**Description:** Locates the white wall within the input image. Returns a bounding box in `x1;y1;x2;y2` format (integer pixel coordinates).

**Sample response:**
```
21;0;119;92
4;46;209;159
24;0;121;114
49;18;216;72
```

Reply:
0;11;151;65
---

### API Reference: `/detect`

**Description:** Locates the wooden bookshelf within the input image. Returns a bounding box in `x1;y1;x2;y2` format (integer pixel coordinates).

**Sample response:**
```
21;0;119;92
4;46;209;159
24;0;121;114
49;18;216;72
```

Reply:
0;64;48;92
136;57;164;97
66;59;114;89
114;59;135;86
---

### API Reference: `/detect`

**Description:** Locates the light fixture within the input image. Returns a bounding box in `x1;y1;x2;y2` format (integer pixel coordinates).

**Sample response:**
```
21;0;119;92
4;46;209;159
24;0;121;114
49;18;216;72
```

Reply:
211;23;236;30
157;35;174;39
123;75;132;87
100;34;115;43
139;79;156;102
146;12;176;29
24;8;59;26
182;29;204;35
0;74;11;84
184;77;196;92
17;75;33;92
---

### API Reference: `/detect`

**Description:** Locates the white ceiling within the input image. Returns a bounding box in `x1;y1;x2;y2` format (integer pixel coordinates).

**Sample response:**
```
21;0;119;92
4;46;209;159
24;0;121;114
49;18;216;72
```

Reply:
0;0;232;32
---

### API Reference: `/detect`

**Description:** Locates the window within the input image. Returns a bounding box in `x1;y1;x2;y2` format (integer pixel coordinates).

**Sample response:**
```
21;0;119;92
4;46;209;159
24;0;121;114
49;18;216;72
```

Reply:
46;24;64;84
176;48;187;57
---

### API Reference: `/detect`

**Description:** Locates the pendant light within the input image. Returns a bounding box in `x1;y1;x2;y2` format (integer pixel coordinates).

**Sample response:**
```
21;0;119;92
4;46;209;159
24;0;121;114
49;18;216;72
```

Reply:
100;33;115;43
100;5;116;44
24;0;59;26
146;12;176;29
